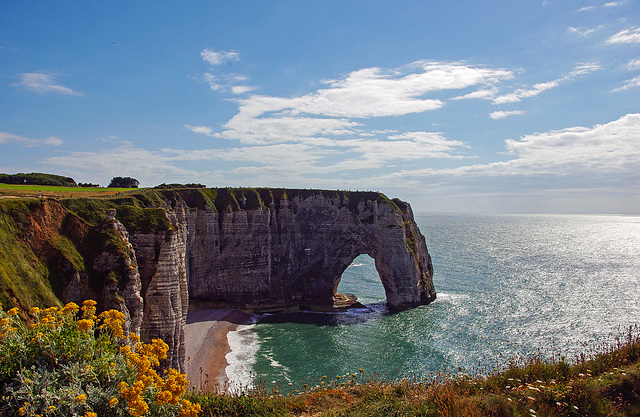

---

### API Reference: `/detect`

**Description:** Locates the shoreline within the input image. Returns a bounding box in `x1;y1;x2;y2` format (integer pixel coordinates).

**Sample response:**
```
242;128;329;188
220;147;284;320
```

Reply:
184;309;253;393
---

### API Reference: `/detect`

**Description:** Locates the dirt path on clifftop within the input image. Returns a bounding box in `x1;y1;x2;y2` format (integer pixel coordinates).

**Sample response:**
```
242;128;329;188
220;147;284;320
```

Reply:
184;309;253;393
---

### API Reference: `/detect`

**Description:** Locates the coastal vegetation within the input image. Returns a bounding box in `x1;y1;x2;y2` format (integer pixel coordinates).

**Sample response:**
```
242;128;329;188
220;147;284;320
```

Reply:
0;300;200;417
2;297;639;416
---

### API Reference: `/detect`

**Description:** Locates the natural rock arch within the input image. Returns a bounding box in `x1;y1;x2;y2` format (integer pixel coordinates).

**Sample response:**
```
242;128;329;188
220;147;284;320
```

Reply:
182;191;436;311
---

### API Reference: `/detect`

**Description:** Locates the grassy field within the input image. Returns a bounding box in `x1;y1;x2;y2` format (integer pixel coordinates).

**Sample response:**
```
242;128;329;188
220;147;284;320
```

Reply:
0;184;139;199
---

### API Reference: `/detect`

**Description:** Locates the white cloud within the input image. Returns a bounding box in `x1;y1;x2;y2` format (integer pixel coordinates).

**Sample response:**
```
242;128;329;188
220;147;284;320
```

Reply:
0;132;63;147
203;73;223;91
185;125;216;136
231;85;256;95
606;27;640;44
567;26;601;36
452;88;498;100
578;2;623;12
14;72;83;96
501;113;640;174
217;113;361;144
278;62;511;118
367;112;640;198
201;49;240;66
625;58;640;70
490;110;525;119
492;63;600;104
612;75;640;91
197;61;514;145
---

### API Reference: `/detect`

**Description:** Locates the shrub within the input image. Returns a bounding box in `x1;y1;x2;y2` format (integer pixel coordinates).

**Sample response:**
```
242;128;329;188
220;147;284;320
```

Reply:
0;300;200;417
108;177;139;189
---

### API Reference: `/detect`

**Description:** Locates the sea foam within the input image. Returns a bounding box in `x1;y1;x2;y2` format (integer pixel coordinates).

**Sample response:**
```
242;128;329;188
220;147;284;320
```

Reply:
226;323;259;392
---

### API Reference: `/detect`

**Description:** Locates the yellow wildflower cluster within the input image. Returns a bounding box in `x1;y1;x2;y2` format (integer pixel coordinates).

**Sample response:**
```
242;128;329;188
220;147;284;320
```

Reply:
99;309;126;338
1;300;201;417
118;334;200;416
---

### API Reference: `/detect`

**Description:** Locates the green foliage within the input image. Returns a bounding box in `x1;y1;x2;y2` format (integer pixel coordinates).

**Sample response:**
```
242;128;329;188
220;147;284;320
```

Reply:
154;183;206;189
0;301;201;417
0;172;77;187
113;205;173;234
108;177;140;188
60;199;114;226
192;394;288;417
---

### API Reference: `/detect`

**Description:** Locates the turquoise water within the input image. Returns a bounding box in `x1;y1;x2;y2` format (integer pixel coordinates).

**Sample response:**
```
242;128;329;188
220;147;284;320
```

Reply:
226;214;640;388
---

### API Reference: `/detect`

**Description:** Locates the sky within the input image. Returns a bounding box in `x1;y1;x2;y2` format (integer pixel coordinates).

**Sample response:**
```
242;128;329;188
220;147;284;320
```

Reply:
1;1;639;214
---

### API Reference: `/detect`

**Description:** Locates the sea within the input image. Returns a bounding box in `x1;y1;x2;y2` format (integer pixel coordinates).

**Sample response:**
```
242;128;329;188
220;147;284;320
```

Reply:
226;214;640;390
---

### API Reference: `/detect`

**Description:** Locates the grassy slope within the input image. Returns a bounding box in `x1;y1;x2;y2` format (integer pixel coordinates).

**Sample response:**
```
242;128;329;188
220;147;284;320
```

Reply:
0;199;62;310
190;330;640;416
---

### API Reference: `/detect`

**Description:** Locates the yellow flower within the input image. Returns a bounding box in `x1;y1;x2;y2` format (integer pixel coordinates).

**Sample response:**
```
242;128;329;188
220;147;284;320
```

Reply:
98;309;126;338
7;307;19;316
81;300;97;319
109;396;119;407
47;405;56;412
83;413;97;417
78;319;94;331
18;407;26;416
61;302;79;314
75;393;87;403
29;306;40;315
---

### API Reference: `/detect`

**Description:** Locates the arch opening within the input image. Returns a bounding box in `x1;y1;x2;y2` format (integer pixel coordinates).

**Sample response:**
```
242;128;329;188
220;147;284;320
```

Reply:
334;254;387;308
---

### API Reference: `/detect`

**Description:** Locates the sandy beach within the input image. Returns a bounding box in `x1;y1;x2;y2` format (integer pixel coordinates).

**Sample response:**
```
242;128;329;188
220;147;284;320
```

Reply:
184;309;253;393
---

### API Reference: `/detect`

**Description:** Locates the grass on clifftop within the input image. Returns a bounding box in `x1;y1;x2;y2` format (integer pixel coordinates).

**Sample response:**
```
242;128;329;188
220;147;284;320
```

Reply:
188;328;640;417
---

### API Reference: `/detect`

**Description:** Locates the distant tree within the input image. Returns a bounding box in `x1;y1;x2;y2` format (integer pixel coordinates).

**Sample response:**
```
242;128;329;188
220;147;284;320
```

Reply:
78;182;100;188
0;173;77;187
107;176;139;188
153;183;206;189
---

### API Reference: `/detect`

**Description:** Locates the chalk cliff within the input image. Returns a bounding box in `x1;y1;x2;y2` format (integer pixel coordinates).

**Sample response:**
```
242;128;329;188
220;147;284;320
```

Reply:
177;191;435;311
0;188;435;372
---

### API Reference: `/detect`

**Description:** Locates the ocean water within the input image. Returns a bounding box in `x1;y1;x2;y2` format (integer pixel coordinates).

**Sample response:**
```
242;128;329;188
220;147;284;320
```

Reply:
226;214;640;388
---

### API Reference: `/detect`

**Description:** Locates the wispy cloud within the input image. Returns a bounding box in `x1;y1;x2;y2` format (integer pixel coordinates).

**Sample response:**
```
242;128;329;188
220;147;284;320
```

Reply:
0;132;63;147
490;110;525;120
578;2;624;12
201;49;240;66
567;26;602;36
231;85;256;95
492;63;600;104
14;72;83;96
625;58;640;70
606;27;640;44
199;49;254;94
613;75;640;91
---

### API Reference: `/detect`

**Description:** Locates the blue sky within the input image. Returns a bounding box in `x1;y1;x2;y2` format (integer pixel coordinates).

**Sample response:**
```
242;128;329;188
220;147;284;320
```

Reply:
1;1;639;213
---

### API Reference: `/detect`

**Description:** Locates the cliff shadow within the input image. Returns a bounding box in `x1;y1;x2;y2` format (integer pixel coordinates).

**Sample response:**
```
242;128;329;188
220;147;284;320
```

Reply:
256;301;400;327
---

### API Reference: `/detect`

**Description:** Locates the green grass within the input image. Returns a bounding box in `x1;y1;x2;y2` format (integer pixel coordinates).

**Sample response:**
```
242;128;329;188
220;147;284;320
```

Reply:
0;184;139;200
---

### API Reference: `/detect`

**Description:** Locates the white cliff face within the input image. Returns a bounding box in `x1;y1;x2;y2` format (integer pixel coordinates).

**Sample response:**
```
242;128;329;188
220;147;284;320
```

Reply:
129;218;188;372
180;193;435;311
